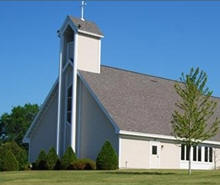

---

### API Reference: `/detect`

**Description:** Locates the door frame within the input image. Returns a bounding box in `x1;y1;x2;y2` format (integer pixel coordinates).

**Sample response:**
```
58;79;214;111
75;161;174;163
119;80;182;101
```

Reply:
149;141;161;169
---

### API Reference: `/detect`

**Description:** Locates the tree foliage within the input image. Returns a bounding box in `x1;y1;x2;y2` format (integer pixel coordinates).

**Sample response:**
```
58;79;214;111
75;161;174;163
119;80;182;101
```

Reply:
0;141;27;170
0;150;19;171
171;67;220;174
61;146;77;170
96;141;118;170
47;147;59;170
0;103;39;149
36;150;48;170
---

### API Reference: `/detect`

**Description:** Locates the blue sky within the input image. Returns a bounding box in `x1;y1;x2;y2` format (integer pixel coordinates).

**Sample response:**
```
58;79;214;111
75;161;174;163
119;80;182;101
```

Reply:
0;1;220;115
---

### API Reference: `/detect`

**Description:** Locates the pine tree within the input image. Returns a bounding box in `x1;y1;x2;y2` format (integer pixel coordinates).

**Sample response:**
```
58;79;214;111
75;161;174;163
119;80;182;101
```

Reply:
61;146;77;169
172;67;219;175
96;141;118;170
47;147;59;170
36;150;48;170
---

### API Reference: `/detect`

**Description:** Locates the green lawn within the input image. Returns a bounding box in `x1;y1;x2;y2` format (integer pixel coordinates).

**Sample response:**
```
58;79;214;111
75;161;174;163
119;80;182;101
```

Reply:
0;170;220;185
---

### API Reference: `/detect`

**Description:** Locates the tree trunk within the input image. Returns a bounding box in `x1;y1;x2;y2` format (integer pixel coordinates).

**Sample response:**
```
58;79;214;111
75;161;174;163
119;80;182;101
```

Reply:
188;145;192;175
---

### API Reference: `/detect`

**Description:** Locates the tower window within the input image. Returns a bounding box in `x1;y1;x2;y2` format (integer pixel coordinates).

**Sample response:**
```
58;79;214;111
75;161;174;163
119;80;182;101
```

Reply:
67;85;72;124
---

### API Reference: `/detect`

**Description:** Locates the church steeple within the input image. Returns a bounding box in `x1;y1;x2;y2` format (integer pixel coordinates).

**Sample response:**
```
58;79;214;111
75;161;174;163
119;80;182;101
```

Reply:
56;15;104;156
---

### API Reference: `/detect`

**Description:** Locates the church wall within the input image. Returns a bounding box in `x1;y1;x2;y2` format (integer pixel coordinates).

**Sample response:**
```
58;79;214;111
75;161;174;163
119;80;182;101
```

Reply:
77;78;118;160
160;141;180;169
119;136;150;169
60;66;73;155
77;33;101;74
215;148;220;169
29;86;58;162
119;136;180;169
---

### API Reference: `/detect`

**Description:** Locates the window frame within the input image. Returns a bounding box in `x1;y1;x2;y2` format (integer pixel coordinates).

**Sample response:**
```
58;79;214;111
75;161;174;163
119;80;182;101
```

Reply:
66;84;73;125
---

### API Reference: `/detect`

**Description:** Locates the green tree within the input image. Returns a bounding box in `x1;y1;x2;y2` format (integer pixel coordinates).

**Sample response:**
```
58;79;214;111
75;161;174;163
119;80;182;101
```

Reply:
47;147;59;170
0;150;19;171
36;150;48;170
0;141;27;170
171;67;220;175
61;146;77;169
0;103;39;149
96;141;118;170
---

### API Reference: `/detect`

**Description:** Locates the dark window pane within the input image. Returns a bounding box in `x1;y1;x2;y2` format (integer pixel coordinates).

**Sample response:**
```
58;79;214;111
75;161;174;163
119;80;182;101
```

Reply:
205;147;208;162
67;85;72;124
67;112;72;124
186;145;190;161
209;147;213;162
181;144;185;160
152;146;157;155
68;85;72;98
67;98;72;111
193;146;197;161
198;146;202;162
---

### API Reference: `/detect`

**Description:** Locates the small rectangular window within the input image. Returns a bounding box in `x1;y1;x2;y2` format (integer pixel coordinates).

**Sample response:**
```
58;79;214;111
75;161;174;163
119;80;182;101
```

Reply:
209;147;213;162
152;146;157;155
186;145;190;161
198;146;202;162
205;147;208;162
193;146;197;161
67;112;72;123
66;85;72;124
181;144;185;160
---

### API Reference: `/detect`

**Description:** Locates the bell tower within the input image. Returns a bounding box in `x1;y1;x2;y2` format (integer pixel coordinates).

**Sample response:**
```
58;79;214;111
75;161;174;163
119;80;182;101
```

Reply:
56;15;104;156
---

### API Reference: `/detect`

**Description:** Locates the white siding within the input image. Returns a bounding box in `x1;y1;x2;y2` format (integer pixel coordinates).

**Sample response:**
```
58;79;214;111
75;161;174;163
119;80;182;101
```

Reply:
120;136;150;169
215;148;220;169
76;79;118;160
160;142;180;169
77;34;101;74
29;88;58;162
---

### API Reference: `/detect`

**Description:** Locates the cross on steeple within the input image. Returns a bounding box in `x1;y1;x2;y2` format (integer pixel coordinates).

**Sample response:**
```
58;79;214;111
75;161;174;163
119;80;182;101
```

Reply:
81;0;86;21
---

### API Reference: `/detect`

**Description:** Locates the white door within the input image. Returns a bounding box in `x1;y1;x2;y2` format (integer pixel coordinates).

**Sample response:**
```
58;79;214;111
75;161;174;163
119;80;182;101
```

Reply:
150;141;160;169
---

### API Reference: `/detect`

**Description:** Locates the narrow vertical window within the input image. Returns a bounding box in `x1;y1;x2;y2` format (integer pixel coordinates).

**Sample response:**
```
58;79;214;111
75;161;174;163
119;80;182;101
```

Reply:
198;146;202;162
193;146;197;161
186;145;190;161
152;146;157;155
209;147;213;162
67;85;72;124
205;147;208;162
181;144;185;160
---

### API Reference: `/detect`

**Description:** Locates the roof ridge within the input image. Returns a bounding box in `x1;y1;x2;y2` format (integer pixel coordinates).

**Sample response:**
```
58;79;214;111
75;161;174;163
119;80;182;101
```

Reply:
101;65;220;100
101;65;180;83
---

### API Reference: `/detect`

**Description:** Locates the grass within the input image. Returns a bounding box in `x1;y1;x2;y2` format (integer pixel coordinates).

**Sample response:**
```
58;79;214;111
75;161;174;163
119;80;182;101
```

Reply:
0;169;220;185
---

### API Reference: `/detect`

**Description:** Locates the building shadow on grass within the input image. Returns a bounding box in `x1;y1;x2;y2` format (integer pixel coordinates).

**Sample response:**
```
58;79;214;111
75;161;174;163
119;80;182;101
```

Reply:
105;171;176;176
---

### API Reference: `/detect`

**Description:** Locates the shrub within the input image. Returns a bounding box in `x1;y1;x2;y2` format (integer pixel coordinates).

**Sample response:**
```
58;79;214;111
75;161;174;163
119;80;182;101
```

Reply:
31;162;38;170
47;147;59;170
61;146;77;169
0;141;27;170
69;158;96;170
36;150;48;170
96;141;118;170
1;150;19;171
54;159;62;170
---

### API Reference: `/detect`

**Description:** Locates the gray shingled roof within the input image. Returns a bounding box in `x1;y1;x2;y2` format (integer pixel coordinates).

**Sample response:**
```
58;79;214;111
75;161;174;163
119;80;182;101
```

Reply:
69;16;103;36
79;65;220;142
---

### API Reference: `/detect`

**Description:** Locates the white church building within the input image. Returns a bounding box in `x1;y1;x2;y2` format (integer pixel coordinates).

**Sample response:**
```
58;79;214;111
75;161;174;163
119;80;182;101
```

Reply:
23;15;220;169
